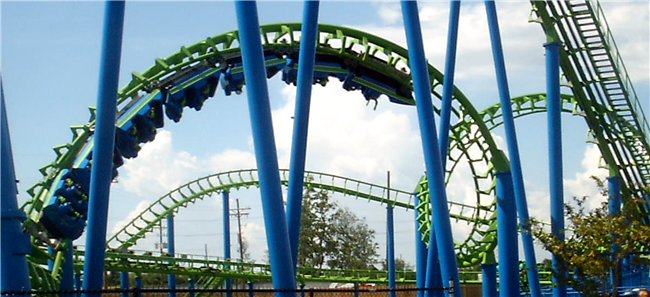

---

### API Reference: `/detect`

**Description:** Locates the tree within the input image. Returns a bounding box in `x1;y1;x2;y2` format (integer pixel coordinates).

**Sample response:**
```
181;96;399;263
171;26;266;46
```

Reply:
298;181;337;269
531;193;650;297
298;179;379;270
326;207;379;270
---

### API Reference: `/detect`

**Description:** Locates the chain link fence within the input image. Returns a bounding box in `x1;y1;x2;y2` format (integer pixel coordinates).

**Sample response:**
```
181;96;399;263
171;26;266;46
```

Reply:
1;285;486;297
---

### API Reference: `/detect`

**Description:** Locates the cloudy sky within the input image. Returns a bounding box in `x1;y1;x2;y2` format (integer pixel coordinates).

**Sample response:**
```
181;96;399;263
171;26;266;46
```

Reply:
2;1;648;266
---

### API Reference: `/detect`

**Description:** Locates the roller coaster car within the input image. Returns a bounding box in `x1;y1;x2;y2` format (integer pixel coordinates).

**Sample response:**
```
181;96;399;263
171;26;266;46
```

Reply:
40;203;85;239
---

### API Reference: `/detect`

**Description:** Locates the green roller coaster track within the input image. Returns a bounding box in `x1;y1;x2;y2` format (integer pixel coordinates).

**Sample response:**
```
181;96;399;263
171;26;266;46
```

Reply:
20;0;649;289
22;22;507;258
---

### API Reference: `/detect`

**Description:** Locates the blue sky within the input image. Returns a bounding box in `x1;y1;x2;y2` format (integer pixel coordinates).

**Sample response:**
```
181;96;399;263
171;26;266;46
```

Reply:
2;1;648;265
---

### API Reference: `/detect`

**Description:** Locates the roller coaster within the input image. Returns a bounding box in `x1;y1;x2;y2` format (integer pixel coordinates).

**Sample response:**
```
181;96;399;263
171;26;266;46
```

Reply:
1;1;648;296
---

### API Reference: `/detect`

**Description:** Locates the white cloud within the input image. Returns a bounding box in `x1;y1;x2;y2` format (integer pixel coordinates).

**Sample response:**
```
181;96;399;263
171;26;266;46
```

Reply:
271;81;424;190
564;144;609;210
241;222;266;261
119;130;204;198
208;149;257;172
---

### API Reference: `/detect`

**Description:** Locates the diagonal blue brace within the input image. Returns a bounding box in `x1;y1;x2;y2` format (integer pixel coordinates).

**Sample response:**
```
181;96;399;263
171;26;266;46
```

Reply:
484;1;541;296
235;1;296;295
82;1;125;295
286;0;320;275
494;151;519;297
401;2;463;296
413;194;428;297
438;0;461;171
428;3;461;295
1;79;32;296
60;241;76;297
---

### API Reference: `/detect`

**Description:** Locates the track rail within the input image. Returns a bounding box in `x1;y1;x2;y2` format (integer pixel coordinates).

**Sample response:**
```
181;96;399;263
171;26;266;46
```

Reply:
72;249;554;285
106;169;483;262
531;1;650;203
20;23;503;255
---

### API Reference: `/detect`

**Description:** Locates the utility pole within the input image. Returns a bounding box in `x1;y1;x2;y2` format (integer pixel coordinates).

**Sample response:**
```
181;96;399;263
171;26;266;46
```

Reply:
230;199;250;261
155;219;166;254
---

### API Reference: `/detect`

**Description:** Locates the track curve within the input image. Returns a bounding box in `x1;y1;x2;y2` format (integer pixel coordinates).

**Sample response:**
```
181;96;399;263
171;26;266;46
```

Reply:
107;169;489;266
21;23;503;250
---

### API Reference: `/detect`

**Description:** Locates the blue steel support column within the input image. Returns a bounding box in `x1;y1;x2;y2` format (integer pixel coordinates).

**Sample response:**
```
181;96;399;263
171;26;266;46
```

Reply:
401;2;463;296
425;208;443;297
545;41;566;297
483;2;541;296
61;242;76;297
235;1;296;294
608;175;621;216
248;282;255;297
608;174;621;291
75;272;82;297
135;275;142;297
1;80;32;295
387;204;397;297
167;214;177;297
414;194;428;297
481;263;497;297
223;191;233;297
438;0;461;171
189;278;196;297
494;152;518;297
432;4;460;293
82;1;125;295
286;0;320;274
120;272;130;297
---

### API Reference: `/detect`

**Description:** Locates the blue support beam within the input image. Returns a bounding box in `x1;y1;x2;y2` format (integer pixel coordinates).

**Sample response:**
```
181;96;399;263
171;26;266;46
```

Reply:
167;214;177;297
1;80;32;295
414;194;427;297
61;242;76;297
400;2;463;296
481;263;497;297
189;278;196;297
75;272;82;297
82;1;125;295
235;1;296;294
494;153;519;297
387;204;397;297
135;274;142;297
545;41;566;297
223;191;233;297
286;0;320;274
248;282;255;297
425;227;443;297
608;174;622;291
120;272;130;297
438;0;461;171
431;4;460;292
483;2;541;296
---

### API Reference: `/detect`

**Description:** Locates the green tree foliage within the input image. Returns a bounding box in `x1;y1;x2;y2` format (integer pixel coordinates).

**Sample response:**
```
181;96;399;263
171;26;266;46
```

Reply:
327;207;379;270
531;192;650;297
298;180;379;270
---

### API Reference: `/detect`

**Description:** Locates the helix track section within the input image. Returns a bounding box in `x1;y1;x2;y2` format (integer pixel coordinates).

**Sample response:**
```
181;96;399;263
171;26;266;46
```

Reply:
20;23;504;258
